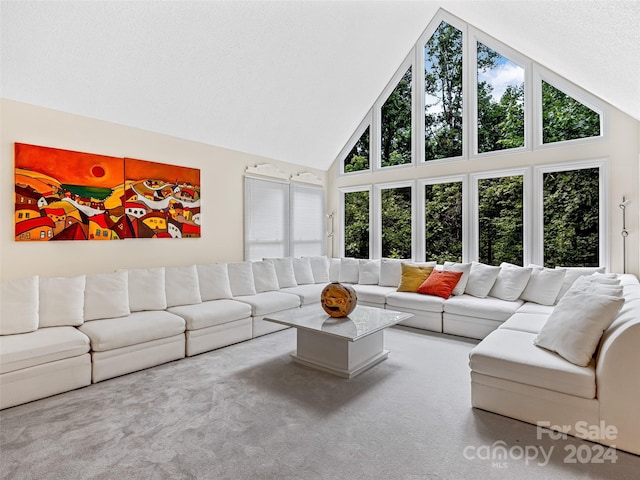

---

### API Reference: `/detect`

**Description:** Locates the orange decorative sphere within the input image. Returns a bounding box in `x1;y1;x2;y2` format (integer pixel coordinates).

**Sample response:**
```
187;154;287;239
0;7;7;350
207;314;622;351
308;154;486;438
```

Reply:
321;282;358;318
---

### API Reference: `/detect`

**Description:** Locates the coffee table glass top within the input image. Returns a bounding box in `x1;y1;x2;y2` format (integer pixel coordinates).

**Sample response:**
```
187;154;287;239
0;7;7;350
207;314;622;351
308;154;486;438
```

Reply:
264;305;411;341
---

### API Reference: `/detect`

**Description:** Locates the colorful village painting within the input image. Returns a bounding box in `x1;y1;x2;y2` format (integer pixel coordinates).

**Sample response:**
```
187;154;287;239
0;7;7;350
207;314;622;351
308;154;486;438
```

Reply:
14;143;201;241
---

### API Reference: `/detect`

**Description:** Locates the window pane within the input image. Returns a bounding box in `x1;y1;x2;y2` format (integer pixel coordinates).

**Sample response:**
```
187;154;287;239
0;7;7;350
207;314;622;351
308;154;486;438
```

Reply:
381;67;412;167
425;182;463;262
478;176;523;265
344;127;370;173
543;168;599;267
344;190;370;259
477;43;524;153
425;22;463;160
542;81;600;144
290;185;325;257
382;186;412;258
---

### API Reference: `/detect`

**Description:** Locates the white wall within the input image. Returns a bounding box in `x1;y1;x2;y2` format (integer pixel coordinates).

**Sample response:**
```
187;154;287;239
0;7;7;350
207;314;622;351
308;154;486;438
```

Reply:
1;99;327;281
327;107;640;276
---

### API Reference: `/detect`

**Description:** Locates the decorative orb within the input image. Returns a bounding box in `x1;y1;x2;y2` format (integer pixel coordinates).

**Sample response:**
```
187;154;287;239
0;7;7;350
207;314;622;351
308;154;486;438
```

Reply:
321;282;357;318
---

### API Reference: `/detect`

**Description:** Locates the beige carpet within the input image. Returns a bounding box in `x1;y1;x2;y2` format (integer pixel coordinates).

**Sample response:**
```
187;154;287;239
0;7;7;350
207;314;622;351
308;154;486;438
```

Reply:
1;326;638;479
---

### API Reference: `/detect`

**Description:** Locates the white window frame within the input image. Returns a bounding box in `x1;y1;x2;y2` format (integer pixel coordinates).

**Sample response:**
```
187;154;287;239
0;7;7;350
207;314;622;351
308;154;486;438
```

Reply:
374;180;416;259
469;28;532;159
533;65;608;150
531;159;609;269
470;168;531;265
417;175;468;262
338;185;373;259
417;12;468;166
337;111;373;176
374;53;416;172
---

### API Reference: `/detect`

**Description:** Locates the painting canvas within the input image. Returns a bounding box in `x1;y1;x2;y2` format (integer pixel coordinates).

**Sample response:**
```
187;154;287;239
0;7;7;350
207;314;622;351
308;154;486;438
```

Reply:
14;143;201;241
121;158;201;239
15;143;124;241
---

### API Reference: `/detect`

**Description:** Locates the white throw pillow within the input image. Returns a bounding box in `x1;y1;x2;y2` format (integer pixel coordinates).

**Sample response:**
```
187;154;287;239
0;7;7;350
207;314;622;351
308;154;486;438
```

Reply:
443;262;472;296
293;257;315;285
489;264;533;301
228;262;257;296
268;257;298;288
252;261;280;293
84;271;130;321
308;256;330;283
197;263;233;301
379;258;405;287
555;266;606;302
519;265;566;306
534;292;624;366
126;267;167;312
329;258;341;282
339;258;360;284
165;265;202;308
0;276;39;335
464;262;501;298
39;275;86;327
358;259;380;285
569;276;623;297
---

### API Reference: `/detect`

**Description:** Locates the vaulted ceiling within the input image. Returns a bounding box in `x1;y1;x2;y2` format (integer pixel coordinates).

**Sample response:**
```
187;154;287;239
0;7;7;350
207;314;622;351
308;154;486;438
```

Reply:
2;1;638;170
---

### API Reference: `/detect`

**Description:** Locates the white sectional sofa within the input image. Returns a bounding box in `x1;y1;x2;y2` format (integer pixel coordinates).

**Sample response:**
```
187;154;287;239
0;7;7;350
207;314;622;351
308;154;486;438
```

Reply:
1;256;638;455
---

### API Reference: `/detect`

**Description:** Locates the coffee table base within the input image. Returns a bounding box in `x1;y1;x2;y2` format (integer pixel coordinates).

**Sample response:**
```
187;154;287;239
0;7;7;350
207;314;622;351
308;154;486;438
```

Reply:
291;329;388;378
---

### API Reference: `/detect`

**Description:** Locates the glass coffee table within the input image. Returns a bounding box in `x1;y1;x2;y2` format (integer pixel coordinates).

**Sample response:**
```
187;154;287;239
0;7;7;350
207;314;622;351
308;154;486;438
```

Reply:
264;305;412;378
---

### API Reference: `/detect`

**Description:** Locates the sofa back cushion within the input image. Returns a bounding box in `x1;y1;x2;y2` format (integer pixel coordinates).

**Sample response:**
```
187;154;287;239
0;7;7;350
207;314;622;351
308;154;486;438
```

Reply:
0;276;39;335
465;262;501;298
268;257;298;288
379;258;406;287
443;262;472;296
293;257;315;285
127;267;167;312
329;258;341;282
84;271;130;321
197;263;233;301
489;264;532;301
555;266;605;302
252;261;280;292
397;263;435;292
165;265;202;307
519;265;566;306
228;262;257;296
417;270;463;299
358;259;380;285
308;256;330;283
338;257;360;284
39;275;86;327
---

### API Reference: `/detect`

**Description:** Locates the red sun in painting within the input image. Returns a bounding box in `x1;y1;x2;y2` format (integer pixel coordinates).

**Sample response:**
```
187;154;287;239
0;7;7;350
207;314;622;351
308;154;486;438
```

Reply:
91;165;106;178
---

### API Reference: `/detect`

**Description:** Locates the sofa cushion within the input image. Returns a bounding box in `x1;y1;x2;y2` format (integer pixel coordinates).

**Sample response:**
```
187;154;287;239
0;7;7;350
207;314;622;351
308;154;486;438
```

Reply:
168;299;252;331
232;291;301;317
470;328;596;399
127;267;167;312
252;261;280;293
397;263;434;293
197;263;233;301
293;257;315;285
465;262;500;298
78;311;185;352
417;270;463;299
329;258;341;282
444;294;523;321
534;291;624;367
379;258;406;287
0;326;90;374
352;284;396;305
489;264;532;301
308;256;330;283
165;265;201;307
39;275;86;327
339;257;360;284
517;302;555;315
84;271;130;321
268;257;298;288
358;259;380;285
519;265;566;306
555;266;605;302
1;276;39;335
498;312;550;334
443;262;472;295
280;284;325;306
386;291;445;313
228;262;257;296
569;275;623;297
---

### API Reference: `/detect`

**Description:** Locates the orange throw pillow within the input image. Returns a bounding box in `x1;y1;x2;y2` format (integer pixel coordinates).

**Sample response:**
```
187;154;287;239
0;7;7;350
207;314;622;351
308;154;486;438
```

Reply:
397;263;434;292
417;270;463;298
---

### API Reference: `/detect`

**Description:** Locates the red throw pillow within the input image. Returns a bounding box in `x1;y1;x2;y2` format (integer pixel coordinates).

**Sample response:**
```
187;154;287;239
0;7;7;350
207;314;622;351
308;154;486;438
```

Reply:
417;270;463;299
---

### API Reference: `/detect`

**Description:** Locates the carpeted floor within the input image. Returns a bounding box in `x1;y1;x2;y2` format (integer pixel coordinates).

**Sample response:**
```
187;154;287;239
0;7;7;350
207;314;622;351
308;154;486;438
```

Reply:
1;326;638;479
